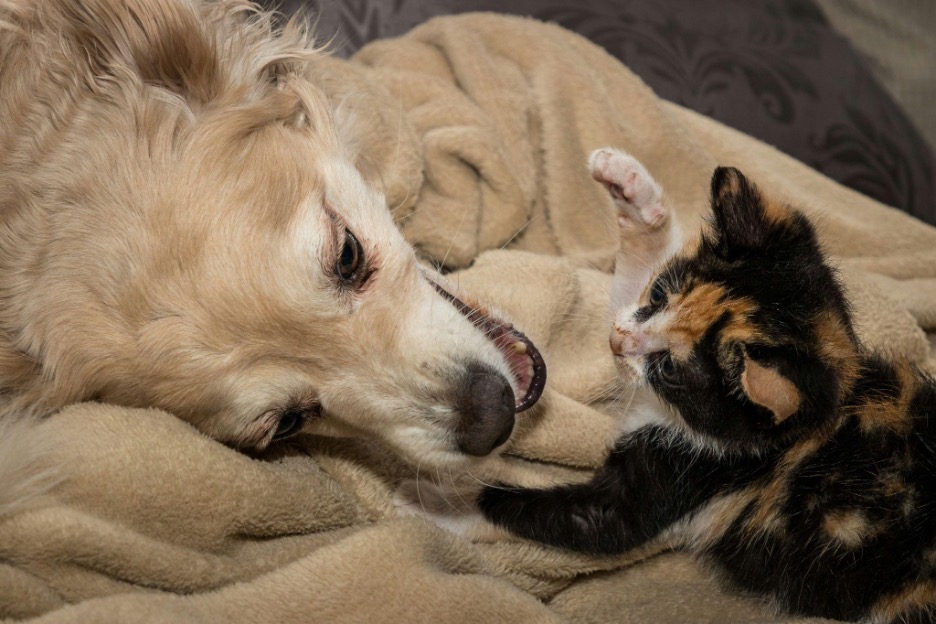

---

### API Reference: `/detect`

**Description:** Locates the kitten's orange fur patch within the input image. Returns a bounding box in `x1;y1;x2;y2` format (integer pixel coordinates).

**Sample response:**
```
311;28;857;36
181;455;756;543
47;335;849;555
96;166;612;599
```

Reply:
761;198;794;226
747;435;826;533
813;312;859;396
714;169;743;203
871;582;936;623
684;489;756;548
857;401;912;435
667;283;756;361
715;168;789;226
822;509;875;548
747;476;789;534
856;363;916;434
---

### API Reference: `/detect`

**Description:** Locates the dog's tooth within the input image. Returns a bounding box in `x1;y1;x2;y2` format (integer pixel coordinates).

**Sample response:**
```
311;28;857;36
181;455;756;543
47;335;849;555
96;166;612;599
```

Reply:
512;341;527;355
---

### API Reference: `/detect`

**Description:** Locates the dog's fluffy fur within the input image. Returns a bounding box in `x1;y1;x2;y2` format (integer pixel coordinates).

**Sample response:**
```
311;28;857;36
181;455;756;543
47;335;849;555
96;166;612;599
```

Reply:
0;0;539;512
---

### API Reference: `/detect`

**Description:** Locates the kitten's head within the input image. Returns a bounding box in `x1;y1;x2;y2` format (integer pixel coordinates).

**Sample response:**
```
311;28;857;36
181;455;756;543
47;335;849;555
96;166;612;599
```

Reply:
612;167;859;452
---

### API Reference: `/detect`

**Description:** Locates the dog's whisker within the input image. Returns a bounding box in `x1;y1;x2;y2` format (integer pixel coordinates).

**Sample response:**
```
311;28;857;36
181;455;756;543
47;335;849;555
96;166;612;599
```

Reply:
439;204;472;272
498;216;537;251
386;102;412;217
445;469;474;512
414;460;430;522
465;470;511;491
434;466;459;513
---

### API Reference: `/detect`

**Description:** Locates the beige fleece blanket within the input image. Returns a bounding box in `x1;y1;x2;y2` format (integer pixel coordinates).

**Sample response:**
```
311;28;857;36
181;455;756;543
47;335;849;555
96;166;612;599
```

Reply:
3;13;936;624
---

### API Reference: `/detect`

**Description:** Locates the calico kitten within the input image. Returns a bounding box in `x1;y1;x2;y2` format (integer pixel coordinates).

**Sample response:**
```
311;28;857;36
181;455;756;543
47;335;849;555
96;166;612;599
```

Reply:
478;149;936;624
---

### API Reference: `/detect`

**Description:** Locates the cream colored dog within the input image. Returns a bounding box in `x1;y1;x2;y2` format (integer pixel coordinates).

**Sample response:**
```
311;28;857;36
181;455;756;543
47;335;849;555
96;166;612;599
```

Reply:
0;0;545;495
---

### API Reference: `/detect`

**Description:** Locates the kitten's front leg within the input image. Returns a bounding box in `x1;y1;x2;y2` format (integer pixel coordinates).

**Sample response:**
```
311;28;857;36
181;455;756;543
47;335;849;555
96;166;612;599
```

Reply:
477;478;637;555
477;431;724;557
471;441;680;558
589;148;678;311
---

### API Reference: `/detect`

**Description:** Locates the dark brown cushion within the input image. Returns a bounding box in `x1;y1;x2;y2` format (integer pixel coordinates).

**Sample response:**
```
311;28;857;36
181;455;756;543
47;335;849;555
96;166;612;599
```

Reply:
274;0;936;225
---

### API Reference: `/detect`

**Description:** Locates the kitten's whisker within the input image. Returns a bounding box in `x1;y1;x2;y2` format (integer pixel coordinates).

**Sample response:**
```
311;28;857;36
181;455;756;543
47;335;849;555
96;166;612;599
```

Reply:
616;248;656;273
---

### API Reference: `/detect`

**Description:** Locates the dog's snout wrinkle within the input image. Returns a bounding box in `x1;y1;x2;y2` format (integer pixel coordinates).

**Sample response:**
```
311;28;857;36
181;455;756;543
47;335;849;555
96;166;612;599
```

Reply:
455;363;515;457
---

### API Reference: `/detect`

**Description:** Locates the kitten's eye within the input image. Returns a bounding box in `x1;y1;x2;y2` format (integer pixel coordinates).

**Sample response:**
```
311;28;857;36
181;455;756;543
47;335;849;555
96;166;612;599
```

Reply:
272;409;305;440
657;352;679;386
336;230;363;283
649;282;666;307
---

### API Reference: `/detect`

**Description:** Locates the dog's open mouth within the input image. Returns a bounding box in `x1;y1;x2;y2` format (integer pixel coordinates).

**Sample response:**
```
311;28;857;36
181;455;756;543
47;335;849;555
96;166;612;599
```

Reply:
429;281;547;412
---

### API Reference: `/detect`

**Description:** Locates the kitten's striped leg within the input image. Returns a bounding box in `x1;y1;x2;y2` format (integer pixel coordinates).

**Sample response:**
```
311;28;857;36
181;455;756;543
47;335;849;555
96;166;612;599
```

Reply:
476;478;638;556
589;148;678;310
476;429;728;556
475;434;673;556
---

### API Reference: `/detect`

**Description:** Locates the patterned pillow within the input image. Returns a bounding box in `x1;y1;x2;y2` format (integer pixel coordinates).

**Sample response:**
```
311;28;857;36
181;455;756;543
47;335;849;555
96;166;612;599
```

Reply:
273;0;936;225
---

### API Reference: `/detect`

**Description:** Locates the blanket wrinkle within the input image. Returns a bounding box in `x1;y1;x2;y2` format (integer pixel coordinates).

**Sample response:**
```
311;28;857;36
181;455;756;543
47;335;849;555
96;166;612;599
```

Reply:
4;12;936;624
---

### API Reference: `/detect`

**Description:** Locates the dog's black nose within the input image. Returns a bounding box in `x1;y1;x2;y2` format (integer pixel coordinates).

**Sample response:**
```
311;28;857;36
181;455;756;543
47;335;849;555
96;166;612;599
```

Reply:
455;363;516;457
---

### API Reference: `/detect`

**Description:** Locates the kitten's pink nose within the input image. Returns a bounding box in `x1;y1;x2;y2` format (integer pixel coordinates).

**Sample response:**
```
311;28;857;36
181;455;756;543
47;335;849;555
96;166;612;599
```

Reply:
611;325;665;356
610;326;628;356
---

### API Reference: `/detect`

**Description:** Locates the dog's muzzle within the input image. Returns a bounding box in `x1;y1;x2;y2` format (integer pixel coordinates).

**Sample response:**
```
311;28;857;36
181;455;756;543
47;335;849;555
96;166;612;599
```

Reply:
455;362;516;456
428;278;547;456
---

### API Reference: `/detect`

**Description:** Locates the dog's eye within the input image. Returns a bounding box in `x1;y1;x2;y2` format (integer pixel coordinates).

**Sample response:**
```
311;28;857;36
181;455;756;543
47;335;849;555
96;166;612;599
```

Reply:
272;409;305;441
649;282;666;307
336;230;363;283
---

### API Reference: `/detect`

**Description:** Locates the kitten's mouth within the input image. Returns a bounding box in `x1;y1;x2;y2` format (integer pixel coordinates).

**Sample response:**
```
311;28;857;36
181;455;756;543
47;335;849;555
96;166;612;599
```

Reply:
611;349;646;384
429;280;546;412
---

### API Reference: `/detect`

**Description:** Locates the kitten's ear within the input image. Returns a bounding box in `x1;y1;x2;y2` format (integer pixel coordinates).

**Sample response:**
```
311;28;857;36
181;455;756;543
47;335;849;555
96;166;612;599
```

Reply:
710;167;770;254
740;353;801;424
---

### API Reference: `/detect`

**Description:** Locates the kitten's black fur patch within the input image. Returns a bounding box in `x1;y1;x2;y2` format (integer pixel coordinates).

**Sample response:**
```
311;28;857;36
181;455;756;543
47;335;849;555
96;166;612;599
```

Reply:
478;167;936;623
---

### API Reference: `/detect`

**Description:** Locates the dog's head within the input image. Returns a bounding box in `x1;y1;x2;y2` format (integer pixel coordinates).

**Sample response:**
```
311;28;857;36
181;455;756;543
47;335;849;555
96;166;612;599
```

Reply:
0;0;545;467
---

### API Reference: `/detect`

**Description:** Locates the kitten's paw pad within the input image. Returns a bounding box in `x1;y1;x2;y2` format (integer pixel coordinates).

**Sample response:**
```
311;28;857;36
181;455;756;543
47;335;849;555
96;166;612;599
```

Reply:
589;147;667;229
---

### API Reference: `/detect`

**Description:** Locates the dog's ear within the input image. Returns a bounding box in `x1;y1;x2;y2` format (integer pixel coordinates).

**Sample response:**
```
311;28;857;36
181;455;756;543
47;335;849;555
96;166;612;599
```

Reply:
62;0;221;104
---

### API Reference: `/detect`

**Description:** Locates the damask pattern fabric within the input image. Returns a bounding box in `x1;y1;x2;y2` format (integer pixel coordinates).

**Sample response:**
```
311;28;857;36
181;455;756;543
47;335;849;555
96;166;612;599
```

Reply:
817;0;936;152
273;0;936;225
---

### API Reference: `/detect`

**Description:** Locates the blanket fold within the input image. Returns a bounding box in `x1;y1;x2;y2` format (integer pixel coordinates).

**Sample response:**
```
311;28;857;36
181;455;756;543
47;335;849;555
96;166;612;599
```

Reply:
3;12;935;624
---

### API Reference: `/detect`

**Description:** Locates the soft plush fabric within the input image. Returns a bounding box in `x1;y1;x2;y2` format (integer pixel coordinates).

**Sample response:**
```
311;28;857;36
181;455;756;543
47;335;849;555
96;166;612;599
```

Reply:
3;13;936;623
278;0;936;226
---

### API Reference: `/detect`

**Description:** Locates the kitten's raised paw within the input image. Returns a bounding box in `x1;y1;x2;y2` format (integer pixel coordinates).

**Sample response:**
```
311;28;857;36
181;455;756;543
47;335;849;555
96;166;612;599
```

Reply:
589;147;667;230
